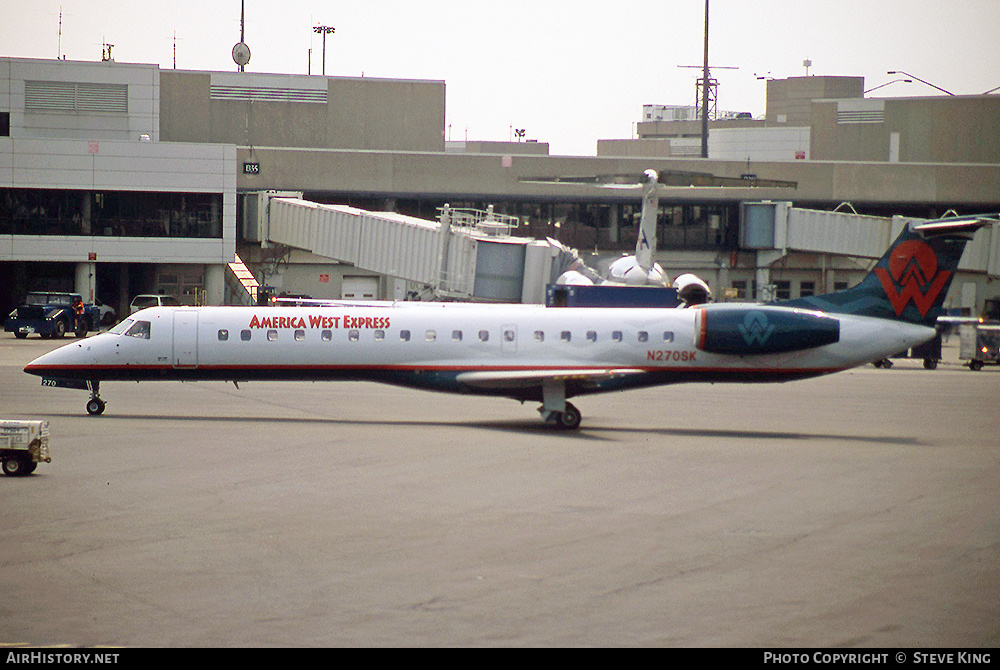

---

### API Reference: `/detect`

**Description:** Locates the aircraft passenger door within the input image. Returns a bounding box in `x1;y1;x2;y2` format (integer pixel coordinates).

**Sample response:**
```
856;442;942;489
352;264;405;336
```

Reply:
172;310;199;368
501;324;517;354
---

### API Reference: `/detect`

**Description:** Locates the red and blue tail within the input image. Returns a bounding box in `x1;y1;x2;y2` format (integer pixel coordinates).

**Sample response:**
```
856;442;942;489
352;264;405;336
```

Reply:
780;215;993;327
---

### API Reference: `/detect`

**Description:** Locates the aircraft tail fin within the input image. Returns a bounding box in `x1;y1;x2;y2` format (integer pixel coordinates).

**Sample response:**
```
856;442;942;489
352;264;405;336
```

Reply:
779;214;995;327
635;170;659;272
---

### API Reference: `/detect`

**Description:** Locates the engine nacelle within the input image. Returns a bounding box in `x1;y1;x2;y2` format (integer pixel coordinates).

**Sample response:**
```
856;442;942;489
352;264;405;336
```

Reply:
694;305;840;355
674;273;712;306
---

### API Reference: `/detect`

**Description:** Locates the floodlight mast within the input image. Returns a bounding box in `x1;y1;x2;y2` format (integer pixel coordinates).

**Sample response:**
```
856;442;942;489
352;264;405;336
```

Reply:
314;25;336;76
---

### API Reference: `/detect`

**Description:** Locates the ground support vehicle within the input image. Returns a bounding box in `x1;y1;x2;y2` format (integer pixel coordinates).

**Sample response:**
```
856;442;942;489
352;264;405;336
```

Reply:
4;292;100;339
0;420;51;476
960;323;1000;371
875;332;943;369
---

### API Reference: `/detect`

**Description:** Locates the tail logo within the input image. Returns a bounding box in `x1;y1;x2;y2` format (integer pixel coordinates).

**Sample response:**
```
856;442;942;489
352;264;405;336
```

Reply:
874;239;951;317
738;310;776;345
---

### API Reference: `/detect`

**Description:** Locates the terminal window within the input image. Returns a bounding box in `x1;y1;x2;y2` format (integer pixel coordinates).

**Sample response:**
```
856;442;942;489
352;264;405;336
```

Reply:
1;188;223;238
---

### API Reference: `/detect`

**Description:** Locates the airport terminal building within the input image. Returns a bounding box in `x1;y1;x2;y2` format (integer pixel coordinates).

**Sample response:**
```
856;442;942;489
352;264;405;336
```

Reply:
2;56;998;318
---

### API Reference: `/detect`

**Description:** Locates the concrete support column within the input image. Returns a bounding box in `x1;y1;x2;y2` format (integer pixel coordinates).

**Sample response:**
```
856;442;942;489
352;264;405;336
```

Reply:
80;193;92;235
75;262;96;303
754;250;783;301
608;203;619;245
205;263;225;306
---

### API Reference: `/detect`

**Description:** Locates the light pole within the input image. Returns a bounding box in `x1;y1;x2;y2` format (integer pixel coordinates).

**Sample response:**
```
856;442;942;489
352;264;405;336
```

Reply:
864;79;912;94
887;71;953;96
314;25;335;76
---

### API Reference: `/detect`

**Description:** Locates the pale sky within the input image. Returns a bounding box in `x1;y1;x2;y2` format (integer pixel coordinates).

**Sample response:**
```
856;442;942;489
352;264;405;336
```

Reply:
3;0;999;156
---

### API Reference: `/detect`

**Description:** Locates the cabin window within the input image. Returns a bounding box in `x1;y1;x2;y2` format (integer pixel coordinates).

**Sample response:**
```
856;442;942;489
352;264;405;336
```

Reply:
425;330;436;342
374;329;385;341
637;331;648;342
348;330;360;341
241;329;252;341
561;330;571;342
452;330;462;341
662;331;674;342
612;331;623;342
267;330;278;341
586;331;597;342
503;329;515;342
218;329;229;341
400;329;411;341
478;330;489;342
294;330;305;342
533;330;544;342
125;320;151;339
321;330;332;341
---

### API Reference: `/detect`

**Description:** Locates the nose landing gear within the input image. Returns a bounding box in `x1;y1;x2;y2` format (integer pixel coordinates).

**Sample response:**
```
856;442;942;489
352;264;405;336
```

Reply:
86;381;106;415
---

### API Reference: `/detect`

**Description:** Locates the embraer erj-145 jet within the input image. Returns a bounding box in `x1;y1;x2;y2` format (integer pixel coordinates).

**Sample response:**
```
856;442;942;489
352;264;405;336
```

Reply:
24;215;993;429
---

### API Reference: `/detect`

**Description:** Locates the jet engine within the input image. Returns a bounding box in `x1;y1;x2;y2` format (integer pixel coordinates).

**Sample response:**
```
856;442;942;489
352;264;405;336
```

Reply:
674;273;712;306
694;305;840;355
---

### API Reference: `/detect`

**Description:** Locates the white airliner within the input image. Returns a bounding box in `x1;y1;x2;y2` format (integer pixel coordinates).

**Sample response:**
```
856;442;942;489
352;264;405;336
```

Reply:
604;169;670;287
23;215;992;429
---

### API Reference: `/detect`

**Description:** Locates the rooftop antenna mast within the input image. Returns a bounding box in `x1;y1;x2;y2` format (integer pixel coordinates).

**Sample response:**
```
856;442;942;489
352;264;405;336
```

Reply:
232;0;251;72
172;31;183;69
678;1;737;157
53;6;73;59
700;0;709;158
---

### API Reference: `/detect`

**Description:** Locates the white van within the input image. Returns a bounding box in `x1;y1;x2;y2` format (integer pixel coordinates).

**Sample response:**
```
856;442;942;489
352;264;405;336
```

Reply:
130;294;181;314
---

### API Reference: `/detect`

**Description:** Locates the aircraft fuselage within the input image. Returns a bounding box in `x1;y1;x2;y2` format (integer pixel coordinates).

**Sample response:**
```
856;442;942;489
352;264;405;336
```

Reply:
25;302;932;402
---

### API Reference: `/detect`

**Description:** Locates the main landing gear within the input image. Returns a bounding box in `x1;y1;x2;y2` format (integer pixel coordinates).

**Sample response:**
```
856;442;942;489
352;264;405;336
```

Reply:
539;379;582;430
86;381;106;416
542;402;582;430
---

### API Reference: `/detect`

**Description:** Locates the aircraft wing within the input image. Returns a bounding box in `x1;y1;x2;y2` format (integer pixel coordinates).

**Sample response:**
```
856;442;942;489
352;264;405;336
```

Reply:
456;368;646;390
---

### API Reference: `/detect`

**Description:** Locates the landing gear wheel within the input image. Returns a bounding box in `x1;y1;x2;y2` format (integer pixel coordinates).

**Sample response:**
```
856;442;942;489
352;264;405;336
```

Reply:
86;398;106;415
555;402;582;430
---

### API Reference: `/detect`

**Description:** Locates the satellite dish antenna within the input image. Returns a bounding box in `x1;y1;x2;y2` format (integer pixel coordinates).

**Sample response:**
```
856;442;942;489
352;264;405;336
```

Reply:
232;42;251;69
233;0;250;71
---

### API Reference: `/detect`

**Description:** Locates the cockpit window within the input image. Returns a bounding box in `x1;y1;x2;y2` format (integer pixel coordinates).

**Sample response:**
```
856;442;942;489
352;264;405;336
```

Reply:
125;320;151;339
109;318;134;335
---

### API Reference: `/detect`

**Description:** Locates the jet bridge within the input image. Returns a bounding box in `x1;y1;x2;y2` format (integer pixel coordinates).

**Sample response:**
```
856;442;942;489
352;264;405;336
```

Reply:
244;192;568;303
741;201;999;301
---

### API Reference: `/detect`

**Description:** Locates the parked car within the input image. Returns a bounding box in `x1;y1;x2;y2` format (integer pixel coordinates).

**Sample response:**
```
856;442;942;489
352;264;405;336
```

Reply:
94;298;117;326
130;294;181;314
4;292;100;339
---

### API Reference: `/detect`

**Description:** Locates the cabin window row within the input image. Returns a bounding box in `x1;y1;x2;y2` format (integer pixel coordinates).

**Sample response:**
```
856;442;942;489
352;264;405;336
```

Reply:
217;328;675;343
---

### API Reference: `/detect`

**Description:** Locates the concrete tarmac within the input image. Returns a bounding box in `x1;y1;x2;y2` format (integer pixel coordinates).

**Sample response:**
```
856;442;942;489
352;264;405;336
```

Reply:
0;335;997;647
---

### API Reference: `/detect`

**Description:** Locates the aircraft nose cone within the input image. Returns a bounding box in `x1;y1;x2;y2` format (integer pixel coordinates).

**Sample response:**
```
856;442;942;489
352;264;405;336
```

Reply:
23;341;88;377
